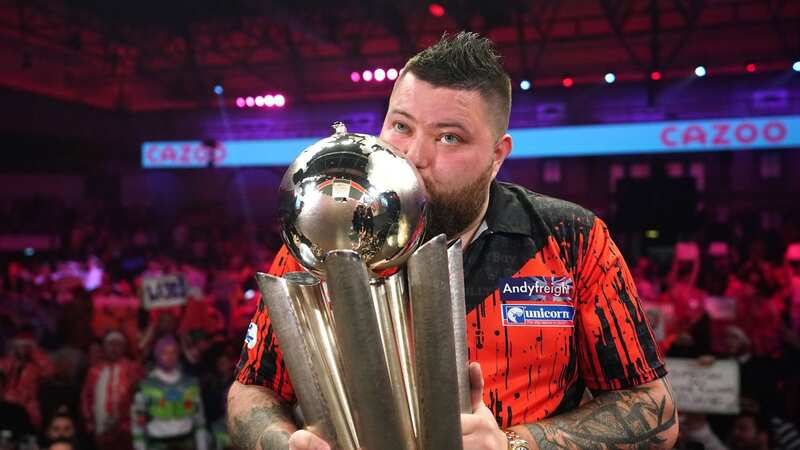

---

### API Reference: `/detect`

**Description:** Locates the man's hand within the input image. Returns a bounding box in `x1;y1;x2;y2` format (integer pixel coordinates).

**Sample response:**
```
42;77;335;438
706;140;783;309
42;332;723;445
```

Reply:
289;362;510;450
227;382;296;450
461;362;508;450
288;430;330;450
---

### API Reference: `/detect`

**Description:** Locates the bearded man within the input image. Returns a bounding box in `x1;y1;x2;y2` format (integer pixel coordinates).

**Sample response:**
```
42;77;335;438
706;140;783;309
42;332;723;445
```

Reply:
228;32;677;450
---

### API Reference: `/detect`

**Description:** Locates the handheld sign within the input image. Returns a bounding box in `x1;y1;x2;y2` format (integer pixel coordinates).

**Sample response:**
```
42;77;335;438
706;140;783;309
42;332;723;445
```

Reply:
666;357;740;414
141;275;188;310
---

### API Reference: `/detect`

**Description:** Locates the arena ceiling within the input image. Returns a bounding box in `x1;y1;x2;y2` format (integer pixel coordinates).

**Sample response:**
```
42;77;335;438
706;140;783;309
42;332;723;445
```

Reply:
0;0;798;111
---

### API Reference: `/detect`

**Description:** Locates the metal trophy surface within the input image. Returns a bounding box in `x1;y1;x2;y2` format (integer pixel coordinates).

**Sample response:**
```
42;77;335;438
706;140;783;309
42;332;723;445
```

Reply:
254;122;470;450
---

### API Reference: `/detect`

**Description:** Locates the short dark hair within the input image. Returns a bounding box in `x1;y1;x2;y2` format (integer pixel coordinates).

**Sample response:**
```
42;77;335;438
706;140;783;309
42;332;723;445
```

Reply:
736;412;773;447
403;31;512;137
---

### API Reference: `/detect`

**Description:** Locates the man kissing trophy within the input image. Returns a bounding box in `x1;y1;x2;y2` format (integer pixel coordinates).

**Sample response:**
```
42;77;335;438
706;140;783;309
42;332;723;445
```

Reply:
254;122;470;450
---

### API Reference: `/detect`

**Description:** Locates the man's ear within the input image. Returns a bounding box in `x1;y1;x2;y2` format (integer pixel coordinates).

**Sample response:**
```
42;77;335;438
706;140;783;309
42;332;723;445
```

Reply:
491;133;513;179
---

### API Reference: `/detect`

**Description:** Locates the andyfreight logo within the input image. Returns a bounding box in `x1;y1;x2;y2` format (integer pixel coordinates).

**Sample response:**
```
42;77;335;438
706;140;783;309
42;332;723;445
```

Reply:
501;304;575;327
499;276;573;302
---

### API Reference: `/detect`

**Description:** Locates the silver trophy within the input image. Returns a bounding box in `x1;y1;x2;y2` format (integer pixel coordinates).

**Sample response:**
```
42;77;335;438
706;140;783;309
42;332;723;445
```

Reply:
255;122;470;450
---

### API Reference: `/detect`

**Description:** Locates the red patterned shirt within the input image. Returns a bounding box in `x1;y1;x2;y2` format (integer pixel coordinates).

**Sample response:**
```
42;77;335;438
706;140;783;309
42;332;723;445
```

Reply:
235;182;667;426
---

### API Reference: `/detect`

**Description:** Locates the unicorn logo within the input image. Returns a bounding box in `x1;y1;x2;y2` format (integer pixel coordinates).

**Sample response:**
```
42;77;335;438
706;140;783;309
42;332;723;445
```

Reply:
506;306;526;324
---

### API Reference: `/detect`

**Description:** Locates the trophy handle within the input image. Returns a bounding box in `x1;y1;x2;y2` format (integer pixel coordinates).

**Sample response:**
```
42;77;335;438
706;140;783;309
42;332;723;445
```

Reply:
447;239;472;414
254;273;356;450
407;235;465;450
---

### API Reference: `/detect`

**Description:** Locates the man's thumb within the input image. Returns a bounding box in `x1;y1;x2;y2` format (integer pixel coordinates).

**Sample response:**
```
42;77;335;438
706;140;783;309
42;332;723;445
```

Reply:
288;429;330;450
468;361;485;413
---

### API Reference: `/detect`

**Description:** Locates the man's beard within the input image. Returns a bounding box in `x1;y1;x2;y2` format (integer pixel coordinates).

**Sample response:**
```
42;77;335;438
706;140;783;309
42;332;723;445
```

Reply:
423;163;494;241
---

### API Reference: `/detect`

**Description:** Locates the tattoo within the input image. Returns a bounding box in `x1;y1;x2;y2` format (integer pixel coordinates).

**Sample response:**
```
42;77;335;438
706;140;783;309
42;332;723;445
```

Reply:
260;430;291;450
231;403;292;450
526;379;677;450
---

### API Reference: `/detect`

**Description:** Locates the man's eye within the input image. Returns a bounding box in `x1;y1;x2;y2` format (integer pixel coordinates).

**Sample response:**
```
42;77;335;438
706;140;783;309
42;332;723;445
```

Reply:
439;134;461;145
393;122;409;133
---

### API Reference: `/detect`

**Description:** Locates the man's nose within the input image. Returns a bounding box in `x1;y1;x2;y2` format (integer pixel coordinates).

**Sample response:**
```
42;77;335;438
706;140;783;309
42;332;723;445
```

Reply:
403;136;433;170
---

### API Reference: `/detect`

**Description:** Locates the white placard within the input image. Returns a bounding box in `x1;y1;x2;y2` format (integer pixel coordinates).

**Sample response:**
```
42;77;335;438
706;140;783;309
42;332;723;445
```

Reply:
666;357;740;414
141;275;188;310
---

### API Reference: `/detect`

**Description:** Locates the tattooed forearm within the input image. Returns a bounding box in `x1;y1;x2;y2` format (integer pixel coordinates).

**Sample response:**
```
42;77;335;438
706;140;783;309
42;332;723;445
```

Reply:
228;382;297;450
523;378;678;450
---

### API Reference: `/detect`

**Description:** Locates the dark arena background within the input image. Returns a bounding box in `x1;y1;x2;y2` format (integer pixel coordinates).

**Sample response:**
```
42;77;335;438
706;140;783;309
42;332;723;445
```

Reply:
1;0;800;449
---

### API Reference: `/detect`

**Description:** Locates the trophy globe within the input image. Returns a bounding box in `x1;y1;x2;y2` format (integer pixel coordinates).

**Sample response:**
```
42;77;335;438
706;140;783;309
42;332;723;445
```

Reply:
278;122;428;277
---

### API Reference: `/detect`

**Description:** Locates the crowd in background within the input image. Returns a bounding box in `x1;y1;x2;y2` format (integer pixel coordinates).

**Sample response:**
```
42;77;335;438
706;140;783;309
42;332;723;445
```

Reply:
1;196;800;450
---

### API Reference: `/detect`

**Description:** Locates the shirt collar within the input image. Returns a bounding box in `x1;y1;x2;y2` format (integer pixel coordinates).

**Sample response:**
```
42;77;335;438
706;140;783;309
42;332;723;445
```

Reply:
469;220;489;245
483;181;535;237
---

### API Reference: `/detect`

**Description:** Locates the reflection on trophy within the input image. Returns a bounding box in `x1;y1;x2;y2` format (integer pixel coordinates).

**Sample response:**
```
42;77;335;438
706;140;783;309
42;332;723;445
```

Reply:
254;122;470;450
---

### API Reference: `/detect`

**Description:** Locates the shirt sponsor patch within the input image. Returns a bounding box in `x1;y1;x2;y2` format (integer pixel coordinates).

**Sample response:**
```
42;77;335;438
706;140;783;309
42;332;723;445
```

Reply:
499;276;574;302
501;303;575;327
246;322;258;349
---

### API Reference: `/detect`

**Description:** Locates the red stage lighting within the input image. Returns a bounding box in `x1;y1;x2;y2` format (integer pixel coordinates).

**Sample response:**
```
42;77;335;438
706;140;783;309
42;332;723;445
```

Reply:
650;71;662;81
746;63;757;73
350;71;361;82
562;77;574;88
235;97;245;108
428;3;445;17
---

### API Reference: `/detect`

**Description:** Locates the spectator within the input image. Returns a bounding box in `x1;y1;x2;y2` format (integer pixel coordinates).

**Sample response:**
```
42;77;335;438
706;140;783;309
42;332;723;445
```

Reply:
780;243;800;422
739;396;800;450
81;331;143;450
39;347;86;424
138;311;180;361
770;416;800;450
632;256;661;304
42;413;82;449
700;241;736;298
678;412;729;450
662;242;712;356
783;243;800;334
730;265;784;358
718;325;783;417
0;328;54;428
131;335;208;450
200;344;237;449
728;412;771;450
0;370;35;448
47;440;75;450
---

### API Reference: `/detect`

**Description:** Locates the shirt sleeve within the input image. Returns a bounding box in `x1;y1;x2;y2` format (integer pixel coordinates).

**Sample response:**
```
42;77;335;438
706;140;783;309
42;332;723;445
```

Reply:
574;217;667;390
233;245;303;402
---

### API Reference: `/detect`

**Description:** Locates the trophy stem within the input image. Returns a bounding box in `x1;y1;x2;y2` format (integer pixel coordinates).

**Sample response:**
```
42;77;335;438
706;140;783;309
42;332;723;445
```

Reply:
324;251;417;450
369;278;418;441
385;271;420;437
284;272;359;450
